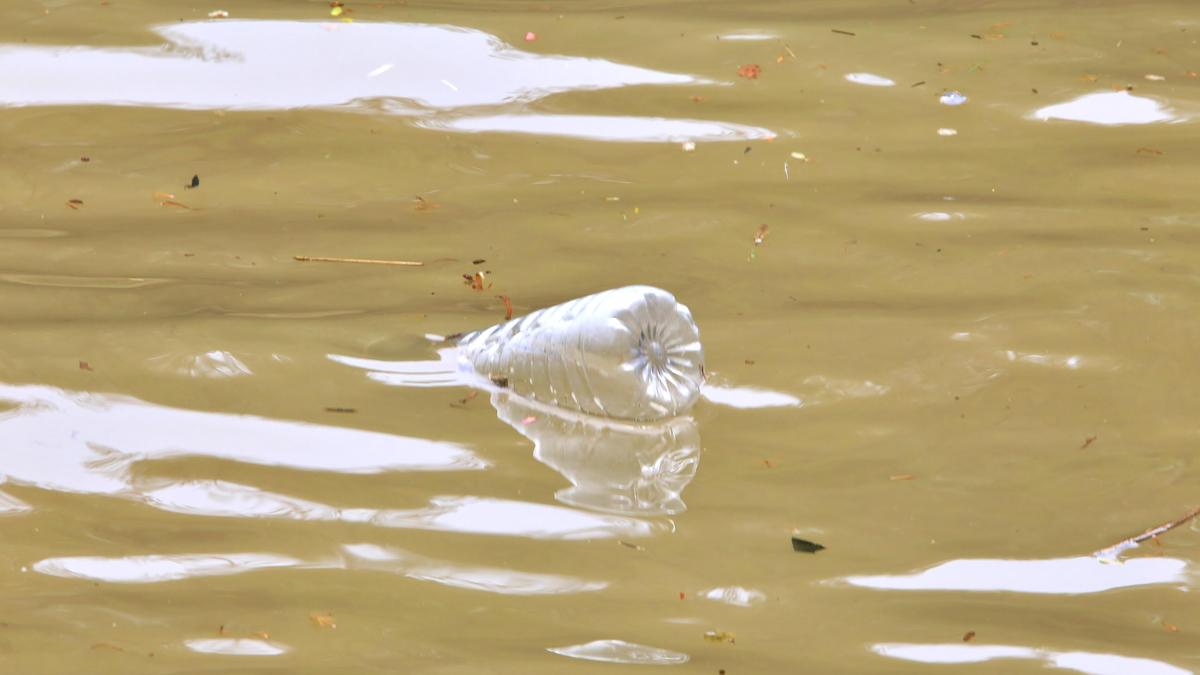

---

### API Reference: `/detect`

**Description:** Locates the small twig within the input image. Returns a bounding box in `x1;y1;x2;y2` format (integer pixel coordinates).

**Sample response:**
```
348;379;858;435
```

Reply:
1095;506;1200;558
294;255;423;267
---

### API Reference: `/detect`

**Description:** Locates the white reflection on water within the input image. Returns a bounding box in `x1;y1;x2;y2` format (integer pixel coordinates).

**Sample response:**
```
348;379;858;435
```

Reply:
875;643;1192;675
0;21;692;110
142;480;662;540
844;73;895;87
341;543;607;595
0;382;486;500
146;350;255;378
34;553;307;583
700;586;766;607
548;639;689;665
32;545;605;595
0;20;770;142
843;555;1189;594
184;638;290;656
1031;91;1179;125
701;384;802;408
418;114;775;143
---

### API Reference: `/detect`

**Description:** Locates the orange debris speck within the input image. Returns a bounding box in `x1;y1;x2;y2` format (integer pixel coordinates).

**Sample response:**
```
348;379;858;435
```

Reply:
737;64;762;79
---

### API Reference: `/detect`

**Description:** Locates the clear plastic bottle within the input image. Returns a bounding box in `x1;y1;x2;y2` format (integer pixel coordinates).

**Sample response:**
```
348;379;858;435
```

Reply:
455;286;704;421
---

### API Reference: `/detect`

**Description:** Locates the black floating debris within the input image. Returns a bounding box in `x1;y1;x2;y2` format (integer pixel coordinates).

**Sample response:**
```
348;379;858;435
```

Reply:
791;536;826;554
186;174;200;189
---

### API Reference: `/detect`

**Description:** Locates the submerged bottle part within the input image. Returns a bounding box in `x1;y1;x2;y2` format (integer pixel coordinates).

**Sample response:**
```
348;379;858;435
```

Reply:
492;391;699;515
456;286;704;421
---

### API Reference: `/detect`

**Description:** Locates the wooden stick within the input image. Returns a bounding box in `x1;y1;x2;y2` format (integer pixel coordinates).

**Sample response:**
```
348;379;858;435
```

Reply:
294;255;423;267
1095;505;1200;558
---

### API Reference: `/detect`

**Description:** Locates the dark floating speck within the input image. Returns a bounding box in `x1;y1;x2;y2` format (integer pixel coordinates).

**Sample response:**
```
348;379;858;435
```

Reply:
186;174;200;189
791;537;826;554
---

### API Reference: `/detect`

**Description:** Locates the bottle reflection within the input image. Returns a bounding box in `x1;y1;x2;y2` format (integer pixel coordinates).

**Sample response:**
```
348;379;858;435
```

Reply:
489;391;699;516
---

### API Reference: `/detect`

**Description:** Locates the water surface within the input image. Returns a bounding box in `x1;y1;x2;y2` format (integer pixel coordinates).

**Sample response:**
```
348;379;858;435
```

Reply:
2;0;1199;673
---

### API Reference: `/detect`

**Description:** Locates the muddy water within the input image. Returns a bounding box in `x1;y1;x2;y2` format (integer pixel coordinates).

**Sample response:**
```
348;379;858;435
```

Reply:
2;0;1199;672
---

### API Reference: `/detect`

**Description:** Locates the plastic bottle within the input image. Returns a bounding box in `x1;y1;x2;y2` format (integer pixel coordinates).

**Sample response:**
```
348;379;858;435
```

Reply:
455;286;704;421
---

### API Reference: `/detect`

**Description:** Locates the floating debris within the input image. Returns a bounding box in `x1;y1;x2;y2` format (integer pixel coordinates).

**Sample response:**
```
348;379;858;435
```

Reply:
413;195;440;212
937;128;958;136
309;612;336;629
753;224;769;246
186;174;200;189
207;10;229;19
294;255;423;266
831;29;856;36
737;64;761;79
940;91;969;106
791;536;826;553
524;31;537;42
65;199;83;210
704;630;736;645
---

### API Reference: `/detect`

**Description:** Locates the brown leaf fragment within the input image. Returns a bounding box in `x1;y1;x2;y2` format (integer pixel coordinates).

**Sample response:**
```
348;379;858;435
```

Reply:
1136;147;1163;156
1080;435;1097;449
890;474;915;481
79;361;93;371
618;540;645;551
160;200;191;209
90;643;126;652
963;631;976;642
324;407;357;413
497;294;513;320
252;631;270;640
1165;623;1179;633
66;199;83;209
831;29;855;36
309;612;336;629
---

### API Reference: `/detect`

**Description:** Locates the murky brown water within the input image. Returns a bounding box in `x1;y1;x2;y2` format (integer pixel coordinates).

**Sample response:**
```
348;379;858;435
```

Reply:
3;0;1199;672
